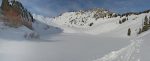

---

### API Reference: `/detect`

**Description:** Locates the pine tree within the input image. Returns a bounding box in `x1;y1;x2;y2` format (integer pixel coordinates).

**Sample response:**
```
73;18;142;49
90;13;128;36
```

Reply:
127;17;128;20
142;16;149;32
138;28;142;34
144;16;148;25
119;20;122;24
122;18;127;23
149;16;150;25
128;28;131;36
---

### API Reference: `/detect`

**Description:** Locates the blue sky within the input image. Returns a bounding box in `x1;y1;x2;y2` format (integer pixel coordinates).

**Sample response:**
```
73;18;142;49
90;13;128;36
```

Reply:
0;0;150;17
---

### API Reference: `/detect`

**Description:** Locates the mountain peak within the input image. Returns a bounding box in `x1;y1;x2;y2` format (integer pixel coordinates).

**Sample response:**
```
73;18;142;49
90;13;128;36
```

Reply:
0;0;34;29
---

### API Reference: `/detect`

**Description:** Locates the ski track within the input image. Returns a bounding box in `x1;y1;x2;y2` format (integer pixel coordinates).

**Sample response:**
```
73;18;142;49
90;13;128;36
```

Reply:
93;38;142;61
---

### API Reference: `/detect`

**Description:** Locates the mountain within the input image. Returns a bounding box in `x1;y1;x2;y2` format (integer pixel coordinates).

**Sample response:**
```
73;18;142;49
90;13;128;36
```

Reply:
46;9;150;36
53;8;117;27
0;0;34;29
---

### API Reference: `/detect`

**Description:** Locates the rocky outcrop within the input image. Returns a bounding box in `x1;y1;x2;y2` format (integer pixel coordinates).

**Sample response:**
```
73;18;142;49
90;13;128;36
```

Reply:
91;8;117;19
0;0;34;29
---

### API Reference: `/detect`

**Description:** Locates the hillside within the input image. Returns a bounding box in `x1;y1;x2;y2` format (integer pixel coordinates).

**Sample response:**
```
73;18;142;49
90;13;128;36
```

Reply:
34;9;150;37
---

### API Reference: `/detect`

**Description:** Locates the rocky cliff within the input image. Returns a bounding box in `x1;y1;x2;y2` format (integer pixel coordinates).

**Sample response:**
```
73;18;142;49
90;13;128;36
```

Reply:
0;0;34;29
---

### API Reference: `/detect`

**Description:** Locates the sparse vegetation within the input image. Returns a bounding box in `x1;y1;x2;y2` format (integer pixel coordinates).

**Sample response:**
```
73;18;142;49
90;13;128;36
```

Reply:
119;17;128;24
138;16;150;34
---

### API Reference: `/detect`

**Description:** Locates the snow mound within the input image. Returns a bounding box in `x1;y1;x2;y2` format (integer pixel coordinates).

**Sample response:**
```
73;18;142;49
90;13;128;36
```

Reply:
93;39;142;61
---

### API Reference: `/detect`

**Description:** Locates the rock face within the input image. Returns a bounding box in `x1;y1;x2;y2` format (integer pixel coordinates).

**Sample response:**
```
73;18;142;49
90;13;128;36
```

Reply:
1;0;34;29
91;8;117;19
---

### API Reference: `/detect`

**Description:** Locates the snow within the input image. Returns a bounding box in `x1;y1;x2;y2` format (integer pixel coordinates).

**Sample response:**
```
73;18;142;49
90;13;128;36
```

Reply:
94;38;142;61
0;11;150;61
0;33;131;61
139;30;150;61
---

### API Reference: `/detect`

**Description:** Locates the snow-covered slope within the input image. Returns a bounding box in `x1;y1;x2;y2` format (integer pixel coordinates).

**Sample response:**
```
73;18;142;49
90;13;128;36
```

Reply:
94;39;142;61
52;9;118;34
34;9;150;37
